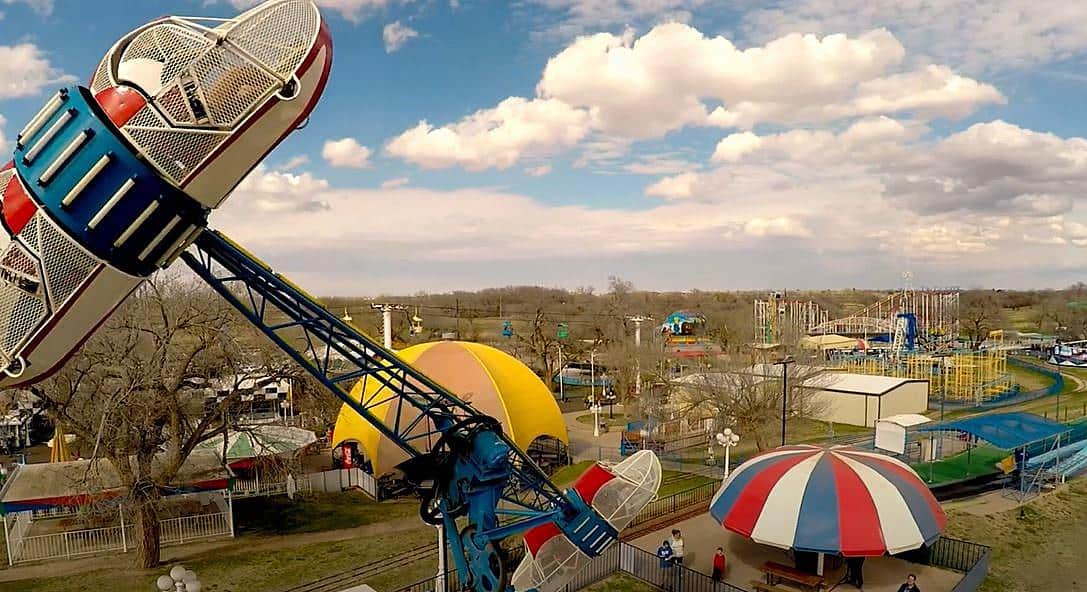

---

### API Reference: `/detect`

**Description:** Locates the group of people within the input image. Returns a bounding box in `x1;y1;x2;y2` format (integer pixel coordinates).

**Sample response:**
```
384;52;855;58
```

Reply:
656;529;922;592
656;530;729;582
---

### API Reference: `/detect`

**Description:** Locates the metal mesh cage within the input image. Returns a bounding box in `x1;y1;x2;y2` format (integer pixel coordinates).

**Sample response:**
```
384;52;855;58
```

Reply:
0;244;39;281
38;218;98;310
16;214;41;257
126;104;168;129
191;47;279;127
0;283;47;358
90;56;113;95
0;169;12;201
120;23;208;86
227;0;319;77
124;126;228;183
156;83;197;125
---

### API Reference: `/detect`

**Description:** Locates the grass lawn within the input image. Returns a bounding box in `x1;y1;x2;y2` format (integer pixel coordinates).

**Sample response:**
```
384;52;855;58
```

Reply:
0;525;437;592
583;573;660;592
1007;363;1056;392
576;413;628;427
552;461;714;497
233;490;419;536
910;445;1007;485
946;479;1087;592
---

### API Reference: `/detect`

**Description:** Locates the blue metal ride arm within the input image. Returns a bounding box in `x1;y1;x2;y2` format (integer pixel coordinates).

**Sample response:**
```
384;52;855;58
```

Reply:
181;230;616;591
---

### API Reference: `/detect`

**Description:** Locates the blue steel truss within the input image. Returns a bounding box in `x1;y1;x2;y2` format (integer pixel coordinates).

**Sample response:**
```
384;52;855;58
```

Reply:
181;230;567;514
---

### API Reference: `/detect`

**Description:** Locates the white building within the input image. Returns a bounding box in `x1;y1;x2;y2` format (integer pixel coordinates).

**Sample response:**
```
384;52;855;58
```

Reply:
805;374;929;427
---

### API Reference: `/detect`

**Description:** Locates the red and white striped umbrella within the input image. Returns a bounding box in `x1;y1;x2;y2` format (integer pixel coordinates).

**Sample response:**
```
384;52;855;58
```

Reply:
709;445;946;556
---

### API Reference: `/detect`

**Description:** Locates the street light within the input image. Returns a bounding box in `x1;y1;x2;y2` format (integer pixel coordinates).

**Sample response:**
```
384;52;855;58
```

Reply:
156;566;201;592
772;357;795;447
716;429;741;478
592;402;603;437
554;342;566;403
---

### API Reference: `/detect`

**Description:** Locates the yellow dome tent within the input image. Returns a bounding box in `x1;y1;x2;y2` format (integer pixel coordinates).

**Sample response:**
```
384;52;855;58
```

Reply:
332;341;569;476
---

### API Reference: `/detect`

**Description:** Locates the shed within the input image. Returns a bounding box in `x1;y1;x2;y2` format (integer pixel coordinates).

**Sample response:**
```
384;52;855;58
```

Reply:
805;373;929;427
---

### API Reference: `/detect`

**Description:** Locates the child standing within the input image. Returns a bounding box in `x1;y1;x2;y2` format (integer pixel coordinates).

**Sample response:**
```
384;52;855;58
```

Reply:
712;547;726;581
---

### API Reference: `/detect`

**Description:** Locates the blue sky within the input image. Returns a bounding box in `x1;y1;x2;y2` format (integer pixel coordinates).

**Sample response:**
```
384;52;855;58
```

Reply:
2;0;1087;295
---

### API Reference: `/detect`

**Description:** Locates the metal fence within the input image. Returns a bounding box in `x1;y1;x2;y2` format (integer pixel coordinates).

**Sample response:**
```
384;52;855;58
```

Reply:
7;511;232;564
305;468;379;499
898;536;992;592
627;482;717;530
619;543;748;592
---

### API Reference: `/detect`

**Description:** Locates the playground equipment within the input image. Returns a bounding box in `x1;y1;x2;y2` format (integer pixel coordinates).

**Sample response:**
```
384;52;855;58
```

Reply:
660;310;721;358
809;288;960;349
753;292;829;346
834;350;1013;404
0;2;661;591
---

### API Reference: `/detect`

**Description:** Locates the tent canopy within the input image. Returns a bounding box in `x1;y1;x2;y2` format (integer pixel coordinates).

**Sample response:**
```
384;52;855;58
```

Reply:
916;412;1069;449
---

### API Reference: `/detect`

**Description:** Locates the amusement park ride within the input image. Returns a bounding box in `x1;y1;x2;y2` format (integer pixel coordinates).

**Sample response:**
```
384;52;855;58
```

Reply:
0;2;660;591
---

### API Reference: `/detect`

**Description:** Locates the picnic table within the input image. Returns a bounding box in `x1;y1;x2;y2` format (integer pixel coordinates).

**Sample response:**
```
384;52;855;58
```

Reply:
762;561;825;591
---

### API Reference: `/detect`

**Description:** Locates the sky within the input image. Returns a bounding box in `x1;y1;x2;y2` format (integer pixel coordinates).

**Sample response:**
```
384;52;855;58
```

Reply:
2;0;1087;295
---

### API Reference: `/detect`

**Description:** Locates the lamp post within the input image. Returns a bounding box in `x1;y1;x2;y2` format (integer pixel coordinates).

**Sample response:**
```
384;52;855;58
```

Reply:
592;402;602;437
772;357;795;447
156;566;201;592
554;342;566;403
716;429;741;478
590;348;596;404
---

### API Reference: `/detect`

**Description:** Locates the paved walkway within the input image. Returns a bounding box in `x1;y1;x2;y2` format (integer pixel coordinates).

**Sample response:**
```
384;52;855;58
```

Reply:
563;409;623;462
630;513;962;592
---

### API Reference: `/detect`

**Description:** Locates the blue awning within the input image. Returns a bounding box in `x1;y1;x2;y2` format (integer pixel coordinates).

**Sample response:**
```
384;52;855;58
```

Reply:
916;412;1069;449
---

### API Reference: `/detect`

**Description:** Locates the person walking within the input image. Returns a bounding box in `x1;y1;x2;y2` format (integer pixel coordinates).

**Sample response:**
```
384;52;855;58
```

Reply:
669;529;685;565
657;540;674;591
711;547;726;582
897;574;920;592
845;556;866;588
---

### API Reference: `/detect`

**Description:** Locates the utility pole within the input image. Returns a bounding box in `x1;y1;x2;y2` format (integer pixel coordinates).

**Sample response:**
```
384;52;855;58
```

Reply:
371;303;407;349
627;315;653;397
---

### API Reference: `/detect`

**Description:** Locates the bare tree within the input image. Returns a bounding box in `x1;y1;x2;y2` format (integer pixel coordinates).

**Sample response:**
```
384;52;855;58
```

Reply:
671;356;829;451
32;272;289;568
960;292;1004;348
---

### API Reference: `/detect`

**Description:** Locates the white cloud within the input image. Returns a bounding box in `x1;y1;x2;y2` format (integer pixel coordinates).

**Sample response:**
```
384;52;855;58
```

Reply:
388;24;1000;171
0;44;75;99
712;132;763;163
279;155;311;171
528;0;704;40
2;0;53;16
386;97;591;170
381;176;410;189
322;138;373;168
0;114;8;154
645;171;698;200
225;0;397;23
525;164;553;176
233;165;331;213
743;0;1087;72
882;120;1087;216
744;216;812;238
539;24;1002;135
383;21;419;53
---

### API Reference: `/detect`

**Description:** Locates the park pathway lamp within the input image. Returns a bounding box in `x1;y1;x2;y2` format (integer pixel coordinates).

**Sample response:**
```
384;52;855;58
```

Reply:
592;402;603;437
716;429;741;478
772;356;795;446
156;566;201;592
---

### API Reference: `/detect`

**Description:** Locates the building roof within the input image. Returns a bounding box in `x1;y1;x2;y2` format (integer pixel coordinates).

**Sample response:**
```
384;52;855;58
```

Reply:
332;341;568;475
916;412;1069;449
0;450;229;512
877;414;933;428
811;373;928;396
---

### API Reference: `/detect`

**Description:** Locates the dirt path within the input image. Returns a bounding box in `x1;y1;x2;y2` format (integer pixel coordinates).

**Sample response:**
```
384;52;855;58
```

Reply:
0;515;427;583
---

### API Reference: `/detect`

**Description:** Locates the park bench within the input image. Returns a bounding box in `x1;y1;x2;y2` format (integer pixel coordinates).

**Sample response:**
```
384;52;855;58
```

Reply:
762;561;825;591
750;580;801;592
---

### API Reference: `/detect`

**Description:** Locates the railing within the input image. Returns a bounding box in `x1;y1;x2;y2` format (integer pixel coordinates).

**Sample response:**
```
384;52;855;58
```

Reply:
899;536;992;592
161;512;232;545
619;543;748;592
305;468;380;499
15;524;126;563
232;476;313;499
7;511;232;565
627;482;717;530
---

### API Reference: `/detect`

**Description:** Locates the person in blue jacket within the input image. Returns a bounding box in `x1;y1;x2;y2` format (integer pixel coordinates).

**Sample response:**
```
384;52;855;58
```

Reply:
657;540;674;590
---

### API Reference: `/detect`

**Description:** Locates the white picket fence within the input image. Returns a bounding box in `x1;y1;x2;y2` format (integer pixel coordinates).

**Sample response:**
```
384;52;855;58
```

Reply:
231;475;313;499
306;468;379;499
5;511;233;565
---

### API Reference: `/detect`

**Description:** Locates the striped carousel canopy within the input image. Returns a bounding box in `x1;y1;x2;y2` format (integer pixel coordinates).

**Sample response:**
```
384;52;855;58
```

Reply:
709;445;946;557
